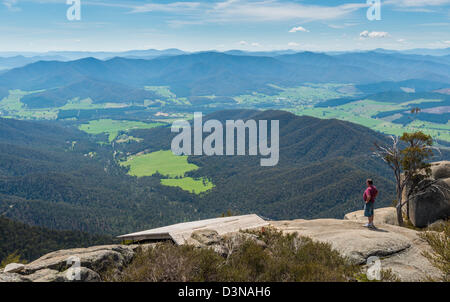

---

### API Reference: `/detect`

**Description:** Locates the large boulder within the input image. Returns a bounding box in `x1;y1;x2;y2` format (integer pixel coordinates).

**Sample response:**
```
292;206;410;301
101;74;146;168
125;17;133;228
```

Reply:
190;229;221;246
24;269;63;282
0;272;31;282
187;229;267;257
345;207;398;225
22;245;135;275
0;244;145;282
403;161;450;227
3;263;25;274
23;267;101;282
271;218;440;281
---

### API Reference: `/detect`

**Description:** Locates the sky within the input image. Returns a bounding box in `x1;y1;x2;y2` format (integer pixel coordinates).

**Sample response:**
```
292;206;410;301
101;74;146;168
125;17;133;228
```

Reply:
0;0;449;52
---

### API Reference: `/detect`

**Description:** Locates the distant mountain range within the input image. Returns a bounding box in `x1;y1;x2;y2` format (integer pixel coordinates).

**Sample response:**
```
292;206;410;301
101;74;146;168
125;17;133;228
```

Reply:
0;48;186;66
0;50;449;104
1;46;449;60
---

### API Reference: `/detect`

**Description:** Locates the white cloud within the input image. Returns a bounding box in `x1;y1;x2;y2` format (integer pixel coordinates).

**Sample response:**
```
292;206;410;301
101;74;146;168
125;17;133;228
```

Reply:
289;26;309;33
125;0;366;23
427;40;450;48
238;41;261;47
129;2;202;14
359;30;369;37
288;42;300;47
12;0;368;24
384;0;450;7
419;22;450;26
2;0;20;11
360;31;389;38
384;0;450;12
211;1;366;22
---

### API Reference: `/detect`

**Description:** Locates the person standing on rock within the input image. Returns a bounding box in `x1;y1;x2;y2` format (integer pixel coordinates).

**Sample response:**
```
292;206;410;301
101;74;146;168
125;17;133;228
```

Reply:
363;179;378;229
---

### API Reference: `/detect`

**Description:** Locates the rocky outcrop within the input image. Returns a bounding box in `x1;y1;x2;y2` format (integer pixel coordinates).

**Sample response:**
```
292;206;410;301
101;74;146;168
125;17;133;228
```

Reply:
271;217;441;281
0;208;443;282
345;207;398;226
24;267;101;282
22;245;136;275
403;161;450;227
0;244;152;282
0;272;31;282
3;263;25;274
186;229;267;256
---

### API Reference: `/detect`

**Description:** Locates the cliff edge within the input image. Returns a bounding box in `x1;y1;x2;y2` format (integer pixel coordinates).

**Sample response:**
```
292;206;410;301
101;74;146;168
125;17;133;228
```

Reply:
0;207;442;282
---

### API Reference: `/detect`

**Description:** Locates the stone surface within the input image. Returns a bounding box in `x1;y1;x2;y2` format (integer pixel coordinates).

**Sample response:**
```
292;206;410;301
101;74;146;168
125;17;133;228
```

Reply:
431;161;450;179
270;218;441;282
0;244;159;282
191;229;221;246
62;267;101;282
403;161;450;227
345;207;398;226
0;272;31;282
118;214;269;244
187;230;267;257
22;267;101;282
25;269;62;282
3;263;25;274
22;245;135;275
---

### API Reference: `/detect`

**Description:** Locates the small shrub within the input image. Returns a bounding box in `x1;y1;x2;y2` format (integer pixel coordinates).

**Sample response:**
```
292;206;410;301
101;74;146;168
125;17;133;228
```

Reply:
105;243;223;282
105;229;361;282
419;220;450;281
0;251;28;269
355;269;400;282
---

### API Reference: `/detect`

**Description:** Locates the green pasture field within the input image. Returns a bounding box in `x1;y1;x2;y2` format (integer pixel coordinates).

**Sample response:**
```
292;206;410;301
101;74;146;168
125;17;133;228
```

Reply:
120;150;214;194
290;97;450;144
120;150;199;178
0;91;128;120
235;83;356;106
161;177;215;194
0;90;58;120
78;119;164;142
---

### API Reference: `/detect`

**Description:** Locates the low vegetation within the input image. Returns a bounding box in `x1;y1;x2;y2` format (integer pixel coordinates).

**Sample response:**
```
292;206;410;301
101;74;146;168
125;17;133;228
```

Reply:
0;251;27;269
105;229;362;282
420;220;450;281
79;119;163;142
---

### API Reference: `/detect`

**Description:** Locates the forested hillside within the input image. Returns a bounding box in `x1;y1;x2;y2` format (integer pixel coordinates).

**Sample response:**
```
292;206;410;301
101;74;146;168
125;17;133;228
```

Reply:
0;217;113;263
124;110;399;220
21;79;160;109
0;111;446;237
0;117;201;234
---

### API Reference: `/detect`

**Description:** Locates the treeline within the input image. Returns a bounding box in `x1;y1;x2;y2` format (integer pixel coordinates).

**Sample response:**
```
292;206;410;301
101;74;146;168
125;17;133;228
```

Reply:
0;117;203;235
392;113;450;125
0;216;114;263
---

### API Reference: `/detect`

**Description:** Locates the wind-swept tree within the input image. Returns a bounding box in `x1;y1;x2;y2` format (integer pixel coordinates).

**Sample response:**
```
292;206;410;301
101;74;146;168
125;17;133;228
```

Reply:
374;131;447;226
